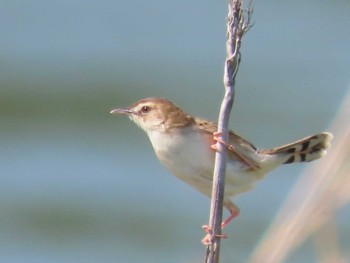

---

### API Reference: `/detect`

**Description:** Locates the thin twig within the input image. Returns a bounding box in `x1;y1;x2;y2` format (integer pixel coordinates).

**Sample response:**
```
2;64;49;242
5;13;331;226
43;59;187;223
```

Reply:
205;1;253;263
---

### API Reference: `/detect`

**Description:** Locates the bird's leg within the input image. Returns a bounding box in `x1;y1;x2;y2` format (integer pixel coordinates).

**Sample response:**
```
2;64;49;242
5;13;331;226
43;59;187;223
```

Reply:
211;131;235;152
211;131;259;169
201;202;240;245
201;226;228;245
221;202;240;228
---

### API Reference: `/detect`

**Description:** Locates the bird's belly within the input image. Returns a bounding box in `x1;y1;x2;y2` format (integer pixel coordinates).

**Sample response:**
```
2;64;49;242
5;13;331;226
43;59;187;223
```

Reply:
150;131;214;193
224;162;266;196
149;131;266;198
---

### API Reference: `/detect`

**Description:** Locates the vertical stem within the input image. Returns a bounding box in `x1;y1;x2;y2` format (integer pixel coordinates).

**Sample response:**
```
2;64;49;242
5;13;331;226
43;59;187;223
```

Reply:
205;1;252;262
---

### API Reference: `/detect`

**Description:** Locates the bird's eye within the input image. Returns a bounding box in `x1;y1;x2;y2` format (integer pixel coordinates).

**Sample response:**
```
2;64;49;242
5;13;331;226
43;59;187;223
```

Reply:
141;106;150;113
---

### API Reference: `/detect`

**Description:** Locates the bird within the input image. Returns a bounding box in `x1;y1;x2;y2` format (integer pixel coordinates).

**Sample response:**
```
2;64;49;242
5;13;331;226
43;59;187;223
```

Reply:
110;97;333;244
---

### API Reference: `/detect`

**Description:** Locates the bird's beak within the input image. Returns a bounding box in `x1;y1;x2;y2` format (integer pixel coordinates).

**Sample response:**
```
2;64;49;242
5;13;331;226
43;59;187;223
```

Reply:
110;108;134;115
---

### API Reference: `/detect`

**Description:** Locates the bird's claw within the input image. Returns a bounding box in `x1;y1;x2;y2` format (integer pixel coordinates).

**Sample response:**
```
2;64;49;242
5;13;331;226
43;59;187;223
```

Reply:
212;131;260;169
212;132;236;152
201;224;228;245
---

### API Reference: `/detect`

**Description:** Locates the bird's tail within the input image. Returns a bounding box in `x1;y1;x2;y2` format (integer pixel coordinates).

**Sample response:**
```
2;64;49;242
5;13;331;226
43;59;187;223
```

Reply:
260;132;333;164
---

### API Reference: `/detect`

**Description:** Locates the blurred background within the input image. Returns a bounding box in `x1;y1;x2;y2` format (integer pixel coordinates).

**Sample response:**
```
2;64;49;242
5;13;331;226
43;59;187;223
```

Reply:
0;0;349;262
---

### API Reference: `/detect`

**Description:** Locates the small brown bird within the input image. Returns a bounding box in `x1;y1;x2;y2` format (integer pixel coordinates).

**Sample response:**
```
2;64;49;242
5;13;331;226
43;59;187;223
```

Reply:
110;97;332;243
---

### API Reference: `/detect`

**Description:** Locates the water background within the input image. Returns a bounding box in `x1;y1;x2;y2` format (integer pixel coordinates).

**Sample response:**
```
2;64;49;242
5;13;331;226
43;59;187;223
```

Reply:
1;1;349;262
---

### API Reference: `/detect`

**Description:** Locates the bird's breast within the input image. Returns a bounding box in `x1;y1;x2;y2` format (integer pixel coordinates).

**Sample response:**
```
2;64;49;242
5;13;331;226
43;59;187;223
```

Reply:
146;129;267;198
147;129;214;181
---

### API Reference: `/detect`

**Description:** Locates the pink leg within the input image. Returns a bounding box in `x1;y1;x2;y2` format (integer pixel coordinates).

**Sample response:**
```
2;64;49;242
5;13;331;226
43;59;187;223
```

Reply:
221;201;240;228
201;201;240;245
201;228;227;245
211;132;260;169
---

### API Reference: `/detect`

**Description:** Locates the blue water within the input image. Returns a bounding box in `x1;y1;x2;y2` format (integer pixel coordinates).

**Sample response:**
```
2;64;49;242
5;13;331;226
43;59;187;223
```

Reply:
1;0;349;262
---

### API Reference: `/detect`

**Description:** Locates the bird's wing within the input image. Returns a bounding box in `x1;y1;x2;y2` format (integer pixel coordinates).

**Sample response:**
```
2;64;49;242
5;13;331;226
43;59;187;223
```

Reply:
195;118;260;169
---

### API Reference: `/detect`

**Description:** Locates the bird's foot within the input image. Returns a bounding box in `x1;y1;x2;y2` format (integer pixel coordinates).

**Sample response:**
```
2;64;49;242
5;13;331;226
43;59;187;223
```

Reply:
211;131;260;169
201;224;227;245
211;131;235;151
